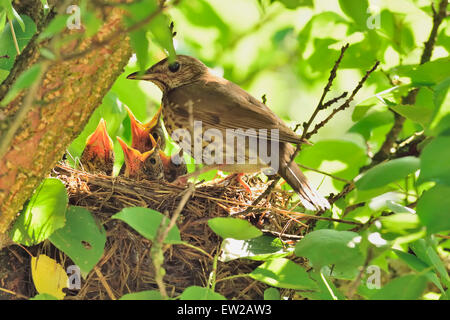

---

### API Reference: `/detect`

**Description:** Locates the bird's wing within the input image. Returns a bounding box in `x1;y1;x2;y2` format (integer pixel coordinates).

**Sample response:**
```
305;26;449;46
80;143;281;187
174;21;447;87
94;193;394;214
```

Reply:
166;79;304;145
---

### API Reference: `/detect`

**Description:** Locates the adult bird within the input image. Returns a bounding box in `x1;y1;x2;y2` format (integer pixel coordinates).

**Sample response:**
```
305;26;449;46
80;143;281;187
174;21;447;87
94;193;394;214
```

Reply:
127;55;330;211
80;118;114;175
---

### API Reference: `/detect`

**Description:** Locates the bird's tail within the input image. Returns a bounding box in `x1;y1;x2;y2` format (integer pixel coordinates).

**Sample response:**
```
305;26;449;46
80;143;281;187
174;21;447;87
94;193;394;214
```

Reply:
279;158;330;211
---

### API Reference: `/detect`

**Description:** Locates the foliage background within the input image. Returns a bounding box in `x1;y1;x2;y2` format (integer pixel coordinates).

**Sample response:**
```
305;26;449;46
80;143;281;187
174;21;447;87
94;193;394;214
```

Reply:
0;0;449;300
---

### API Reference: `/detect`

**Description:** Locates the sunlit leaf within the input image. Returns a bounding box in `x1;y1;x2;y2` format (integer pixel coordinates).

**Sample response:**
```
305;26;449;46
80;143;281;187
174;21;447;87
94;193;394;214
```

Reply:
220;236;292;262
10;178;67;245
355;157;420;190
249;258;317;290
208;217;262;240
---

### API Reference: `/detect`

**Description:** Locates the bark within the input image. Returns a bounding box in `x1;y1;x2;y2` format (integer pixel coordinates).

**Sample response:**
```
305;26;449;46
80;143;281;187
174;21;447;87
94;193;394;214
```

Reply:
0;2;132;247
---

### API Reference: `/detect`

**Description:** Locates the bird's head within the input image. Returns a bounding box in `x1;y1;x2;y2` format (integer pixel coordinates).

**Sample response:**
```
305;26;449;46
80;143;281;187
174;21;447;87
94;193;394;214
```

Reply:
127;55;208;92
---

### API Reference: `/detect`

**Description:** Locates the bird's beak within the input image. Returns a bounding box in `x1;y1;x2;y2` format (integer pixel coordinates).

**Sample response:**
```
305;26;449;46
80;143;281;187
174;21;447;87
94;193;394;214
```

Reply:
85;118;113;158
158;150;171;168
144;105;163;130
125;106;151;150
126;70;155;81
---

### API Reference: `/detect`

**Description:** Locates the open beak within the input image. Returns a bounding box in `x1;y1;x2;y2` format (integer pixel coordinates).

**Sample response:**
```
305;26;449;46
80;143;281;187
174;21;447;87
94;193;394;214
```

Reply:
125;106;153;153
85;118;114;158
144;105;163;130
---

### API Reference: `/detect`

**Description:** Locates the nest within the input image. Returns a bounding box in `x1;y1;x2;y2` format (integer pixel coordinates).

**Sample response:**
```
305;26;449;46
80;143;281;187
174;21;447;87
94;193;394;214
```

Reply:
50;163;312;300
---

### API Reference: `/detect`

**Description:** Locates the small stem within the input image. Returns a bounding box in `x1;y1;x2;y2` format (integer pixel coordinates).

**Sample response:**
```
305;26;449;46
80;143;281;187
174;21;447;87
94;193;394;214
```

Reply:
8;19;20;55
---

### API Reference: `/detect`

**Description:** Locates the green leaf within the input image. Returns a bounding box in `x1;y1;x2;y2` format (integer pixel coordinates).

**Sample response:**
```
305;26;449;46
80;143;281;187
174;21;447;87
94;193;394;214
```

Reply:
250;258;317;290
419;136;450;186
129;29;149;72
112;207;181;243
208;217;262;240
338;0;369;29
220;236;292;262
410;238;450;287
416;184;450;234
0;14;36;71
10;178;68;245
297;139;368;189
179;286;226;300
29;293;59;300
370;275;428;300
295;229;365;279
271;0;313;9
120;290;162;300
395;58;450;86
49;206;106;277
11;6;25;31
349;111;393;140
355;157;420;190
379;213;420;235
37;14;69;41
1;63;41;106
263;288;281;300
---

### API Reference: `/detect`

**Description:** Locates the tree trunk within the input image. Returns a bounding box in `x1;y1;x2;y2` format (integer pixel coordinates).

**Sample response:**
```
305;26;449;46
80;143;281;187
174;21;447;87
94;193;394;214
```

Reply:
0;2;132;248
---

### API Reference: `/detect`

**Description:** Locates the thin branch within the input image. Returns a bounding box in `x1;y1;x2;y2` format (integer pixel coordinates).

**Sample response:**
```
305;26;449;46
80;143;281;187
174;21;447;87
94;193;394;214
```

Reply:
61;0;181;61
370;0;448;167
420;0;448;65
305;61;380;140
8;19;20;55
300;43;349;139
297;163;353;184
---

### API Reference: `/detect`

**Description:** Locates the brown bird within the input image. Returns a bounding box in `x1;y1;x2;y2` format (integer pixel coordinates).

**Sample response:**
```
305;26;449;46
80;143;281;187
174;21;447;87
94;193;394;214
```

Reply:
158;149;187;182
126;105;166;152
117;135;164;181
80;118;114;175
127;55;330;211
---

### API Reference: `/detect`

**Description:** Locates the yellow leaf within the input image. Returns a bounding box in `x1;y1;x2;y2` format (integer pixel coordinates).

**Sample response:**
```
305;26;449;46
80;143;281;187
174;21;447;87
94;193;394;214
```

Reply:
31;254;68;300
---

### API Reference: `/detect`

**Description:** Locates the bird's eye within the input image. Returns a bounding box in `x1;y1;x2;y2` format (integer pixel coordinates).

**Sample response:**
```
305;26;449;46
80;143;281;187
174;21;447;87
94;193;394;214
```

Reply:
149;158;157;165
168;62;180;72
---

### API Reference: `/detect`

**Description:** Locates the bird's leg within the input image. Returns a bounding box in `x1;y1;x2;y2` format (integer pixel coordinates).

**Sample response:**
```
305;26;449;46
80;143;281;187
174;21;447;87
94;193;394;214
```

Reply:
219;173;252;195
